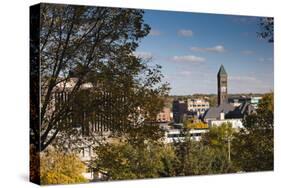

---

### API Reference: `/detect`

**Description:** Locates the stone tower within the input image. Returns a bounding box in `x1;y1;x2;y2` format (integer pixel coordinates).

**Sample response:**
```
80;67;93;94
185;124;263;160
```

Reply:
217;65;228;106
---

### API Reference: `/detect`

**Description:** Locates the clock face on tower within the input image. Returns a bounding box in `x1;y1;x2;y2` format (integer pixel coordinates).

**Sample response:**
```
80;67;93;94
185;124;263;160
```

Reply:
221;86;226;92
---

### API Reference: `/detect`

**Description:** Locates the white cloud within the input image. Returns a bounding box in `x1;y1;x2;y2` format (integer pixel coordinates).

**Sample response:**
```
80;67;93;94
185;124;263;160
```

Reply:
180;71;191;76
258;57;273;62
229;76;257;81
149;29;161;36
177;29;193;37
241;50;254;55
190;45;225;53
228;75;271;93
172;55;205;63
133;52;153;59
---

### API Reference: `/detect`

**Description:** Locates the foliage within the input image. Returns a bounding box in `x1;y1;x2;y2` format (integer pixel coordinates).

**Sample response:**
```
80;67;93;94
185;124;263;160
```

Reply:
186;121;208;129
258;17;274;43
202;122;234;148
91;92;274;179
232;93;274;171
32;4;169;152
208;95;217;107
186;142;232;175
93;141;177;180
171;124;235;176
40;149;88;185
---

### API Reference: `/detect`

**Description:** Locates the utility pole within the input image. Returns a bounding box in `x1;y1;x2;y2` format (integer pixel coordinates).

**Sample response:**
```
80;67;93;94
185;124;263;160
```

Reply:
228;137;231;162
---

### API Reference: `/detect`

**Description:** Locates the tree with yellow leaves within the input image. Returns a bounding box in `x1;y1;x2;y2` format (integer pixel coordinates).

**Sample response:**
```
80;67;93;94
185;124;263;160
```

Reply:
40;149;88;185
186;120;208;129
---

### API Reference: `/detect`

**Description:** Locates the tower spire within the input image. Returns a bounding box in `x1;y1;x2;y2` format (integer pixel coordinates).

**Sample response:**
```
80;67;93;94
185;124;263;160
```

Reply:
217;65;228;106
217;64;227;76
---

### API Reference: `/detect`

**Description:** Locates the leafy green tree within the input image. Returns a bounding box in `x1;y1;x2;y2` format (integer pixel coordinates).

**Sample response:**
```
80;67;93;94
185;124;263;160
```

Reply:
187;142;231;175
172;124;235;176
32;4;169;153
172;131;191;176
202;122;234;149
232;93;273;171
208;95;217;107
93;141;177;180
40;149;88;185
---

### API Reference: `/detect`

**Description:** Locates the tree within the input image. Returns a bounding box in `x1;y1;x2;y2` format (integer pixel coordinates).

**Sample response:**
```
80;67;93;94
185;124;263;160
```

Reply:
202;122;234;149
179;123;236;175
40;149;88;185
258;17;274;43
232;93;273;171
186;142;231;175
92;141;177;180
185;121;208;129
31;4;169;152
208;95;217;107
171;125;234;176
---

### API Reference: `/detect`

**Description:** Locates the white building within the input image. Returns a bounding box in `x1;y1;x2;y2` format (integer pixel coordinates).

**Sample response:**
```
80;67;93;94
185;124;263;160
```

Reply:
209;118;243;129
187;98;210;116
163;128;208;143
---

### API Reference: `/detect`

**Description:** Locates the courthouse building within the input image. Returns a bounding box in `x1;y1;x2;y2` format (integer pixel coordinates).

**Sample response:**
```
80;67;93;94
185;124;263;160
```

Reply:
203;65;255;129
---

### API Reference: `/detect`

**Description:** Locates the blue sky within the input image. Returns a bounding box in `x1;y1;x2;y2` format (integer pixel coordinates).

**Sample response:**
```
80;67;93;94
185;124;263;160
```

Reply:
135;10;274;95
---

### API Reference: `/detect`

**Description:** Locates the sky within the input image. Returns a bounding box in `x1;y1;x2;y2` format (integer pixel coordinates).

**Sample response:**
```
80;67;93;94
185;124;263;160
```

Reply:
135;10;274;95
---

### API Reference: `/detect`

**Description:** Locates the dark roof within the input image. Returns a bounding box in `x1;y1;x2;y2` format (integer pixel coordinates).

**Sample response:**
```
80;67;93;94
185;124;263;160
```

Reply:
237;101;255;115
217;65;227;76
203;103;235;120
203;102;254;120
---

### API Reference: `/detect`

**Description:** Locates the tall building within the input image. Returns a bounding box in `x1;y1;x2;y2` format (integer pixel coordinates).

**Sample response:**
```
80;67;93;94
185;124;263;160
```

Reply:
217;65;228;106
172;100;187;123
203;65;255;129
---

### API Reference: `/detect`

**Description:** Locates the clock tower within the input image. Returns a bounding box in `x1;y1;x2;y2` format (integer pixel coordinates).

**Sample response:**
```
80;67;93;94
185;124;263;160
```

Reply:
217;65;228;106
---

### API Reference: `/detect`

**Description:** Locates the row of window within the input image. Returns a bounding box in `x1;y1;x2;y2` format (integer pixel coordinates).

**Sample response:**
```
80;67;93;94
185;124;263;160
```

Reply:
53;91;129;135
188;104;209;108
189;109;207;112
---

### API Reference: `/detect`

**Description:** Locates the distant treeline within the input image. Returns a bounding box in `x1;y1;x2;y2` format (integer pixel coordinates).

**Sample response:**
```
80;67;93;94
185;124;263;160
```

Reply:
165;93;266;108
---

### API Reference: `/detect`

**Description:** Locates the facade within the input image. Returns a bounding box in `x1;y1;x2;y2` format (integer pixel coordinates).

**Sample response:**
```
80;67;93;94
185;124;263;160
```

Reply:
217;65;228;106
53;78;129;135
189;128;209;141
187;98;210;116
50;78;132;166
163;128;208;143
172;100;187;123
203;98;255;122
251;96;262;109
228;96;262;109
228;96;251;107
210;118;243;129
156;107;171;122
172;98;209;124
